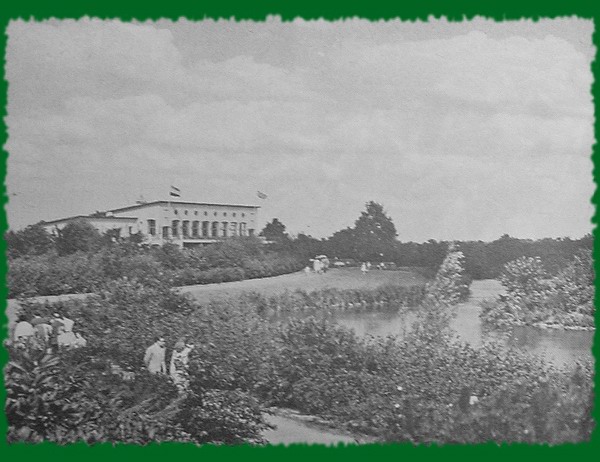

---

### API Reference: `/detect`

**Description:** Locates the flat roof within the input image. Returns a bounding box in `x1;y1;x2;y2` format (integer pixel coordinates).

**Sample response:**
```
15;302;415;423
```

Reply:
109;200;261;214
42;215;138;226
41;200;260;226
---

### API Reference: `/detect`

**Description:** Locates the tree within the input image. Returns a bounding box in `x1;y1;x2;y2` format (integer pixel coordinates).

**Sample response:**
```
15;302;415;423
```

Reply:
55;220;102;256
544;249;593;317
290;233;324;260
260;218;289;243
5;223;54;259
424;244;471;307
351;201;398;261
324;202;399;261
326;227;357;259
415;244;471;339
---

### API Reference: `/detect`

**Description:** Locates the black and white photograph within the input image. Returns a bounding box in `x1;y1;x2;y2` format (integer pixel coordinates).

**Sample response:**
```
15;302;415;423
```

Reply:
4;17;595;444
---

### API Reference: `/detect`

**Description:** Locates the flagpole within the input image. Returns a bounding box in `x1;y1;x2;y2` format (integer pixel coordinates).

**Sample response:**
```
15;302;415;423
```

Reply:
167;185;182;240
167;186;170;240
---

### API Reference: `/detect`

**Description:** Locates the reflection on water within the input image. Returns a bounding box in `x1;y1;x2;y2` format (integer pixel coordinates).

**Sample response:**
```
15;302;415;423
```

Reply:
330;280;593;367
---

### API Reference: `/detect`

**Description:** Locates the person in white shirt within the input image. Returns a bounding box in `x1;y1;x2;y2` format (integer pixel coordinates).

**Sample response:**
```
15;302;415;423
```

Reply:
13;315;34;344
57;314;78;348
144;337;167;374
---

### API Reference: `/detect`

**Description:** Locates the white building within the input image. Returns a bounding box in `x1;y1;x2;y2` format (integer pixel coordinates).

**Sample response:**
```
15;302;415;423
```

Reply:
41;200;260;248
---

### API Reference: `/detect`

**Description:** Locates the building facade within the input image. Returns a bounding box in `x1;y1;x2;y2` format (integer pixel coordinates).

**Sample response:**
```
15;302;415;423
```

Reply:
42;200;260;248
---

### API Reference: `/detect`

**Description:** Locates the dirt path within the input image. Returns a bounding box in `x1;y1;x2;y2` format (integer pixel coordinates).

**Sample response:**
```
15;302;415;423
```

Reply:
263;414;357;445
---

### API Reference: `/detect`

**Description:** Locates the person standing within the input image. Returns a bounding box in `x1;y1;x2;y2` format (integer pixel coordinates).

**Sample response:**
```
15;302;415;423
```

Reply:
144;337;167;374
13;314;34;344
33;318;53;352
57;313;78;348
361;262;368;275
49;313;65;353
170;340;194;392
312;258;320;274
322;257;330;273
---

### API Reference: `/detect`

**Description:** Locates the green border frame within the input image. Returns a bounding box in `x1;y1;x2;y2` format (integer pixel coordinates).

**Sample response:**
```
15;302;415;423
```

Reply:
0;0;598;460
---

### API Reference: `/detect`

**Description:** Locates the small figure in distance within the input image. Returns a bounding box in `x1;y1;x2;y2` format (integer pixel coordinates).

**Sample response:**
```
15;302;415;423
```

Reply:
13;314;34;345
144;337;167;374
170;339;194;393
49;313;65;353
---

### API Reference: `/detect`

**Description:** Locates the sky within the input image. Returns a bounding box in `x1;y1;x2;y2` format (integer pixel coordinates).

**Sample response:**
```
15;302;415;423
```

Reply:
4;17;595;242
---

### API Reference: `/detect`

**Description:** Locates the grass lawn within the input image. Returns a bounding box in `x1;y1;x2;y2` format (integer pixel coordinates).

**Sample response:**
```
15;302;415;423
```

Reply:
178;267;425;305
6;268;425;326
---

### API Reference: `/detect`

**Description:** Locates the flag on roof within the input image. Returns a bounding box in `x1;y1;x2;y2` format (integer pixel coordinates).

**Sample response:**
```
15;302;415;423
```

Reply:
257;190;268;200
170;186;180;198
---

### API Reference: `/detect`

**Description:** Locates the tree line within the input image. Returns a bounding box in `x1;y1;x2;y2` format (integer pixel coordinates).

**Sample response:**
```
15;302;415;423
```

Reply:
7;201;592;281
260;201;592;279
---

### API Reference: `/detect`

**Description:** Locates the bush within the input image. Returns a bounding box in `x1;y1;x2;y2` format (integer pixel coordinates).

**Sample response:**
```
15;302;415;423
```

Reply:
8;282;271;444
55;220;102;256
8;238;305;297
480;251;594;329
263;316;592;443
9;258;592;444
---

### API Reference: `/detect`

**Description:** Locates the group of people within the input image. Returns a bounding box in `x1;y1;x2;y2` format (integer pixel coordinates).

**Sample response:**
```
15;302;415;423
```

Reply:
12;311;87;352
360;261;372;275
144;337;195;393
306;255;330;274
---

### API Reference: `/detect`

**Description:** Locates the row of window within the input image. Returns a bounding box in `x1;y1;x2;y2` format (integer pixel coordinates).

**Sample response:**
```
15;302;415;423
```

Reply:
148;219;252;239
172;209;246;218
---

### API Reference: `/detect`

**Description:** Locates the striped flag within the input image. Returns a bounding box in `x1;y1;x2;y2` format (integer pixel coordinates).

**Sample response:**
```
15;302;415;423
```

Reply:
257;190;268;200
170;186;180;198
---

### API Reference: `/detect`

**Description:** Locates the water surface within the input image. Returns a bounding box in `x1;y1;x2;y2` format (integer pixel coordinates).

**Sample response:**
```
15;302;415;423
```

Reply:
331;280;593;367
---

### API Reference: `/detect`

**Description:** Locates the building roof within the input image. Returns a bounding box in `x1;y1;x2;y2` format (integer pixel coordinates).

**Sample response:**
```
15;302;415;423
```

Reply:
41;215;138;226
41;200;259;226
108;200;260;214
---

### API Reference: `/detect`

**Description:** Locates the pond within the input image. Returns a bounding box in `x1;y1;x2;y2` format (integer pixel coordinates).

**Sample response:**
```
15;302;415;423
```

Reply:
262;279;594;443
322;280;593;367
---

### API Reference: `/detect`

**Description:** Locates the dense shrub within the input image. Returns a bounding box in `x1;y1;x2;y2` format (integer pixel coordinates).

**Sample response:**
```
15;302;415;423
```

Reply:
8;251;592;444
9;282;270;444
480;251;595;329
8;252;103;297
423;246;471;306
55;220;103;256
8;237;304;297
263;316;592;443
236;284;426;318
5;223;55;259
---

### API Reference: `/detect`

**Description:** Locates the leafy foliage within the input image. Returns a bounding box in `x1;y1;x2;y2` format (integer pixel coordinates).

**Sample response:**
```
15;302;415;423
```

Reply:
424;245;471;307
9;237;304;297
327;201;398;262
5;223;55;259
480;250;594;328
260;218;289;243
261;316;592;443
6;235;593;444
7;282;270;444
55;220;103;256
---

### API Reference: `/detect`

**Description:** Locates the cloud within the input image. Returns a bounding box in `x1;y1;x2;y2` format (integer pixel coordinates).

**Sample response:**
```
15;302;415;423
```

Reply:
5;19;594;240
